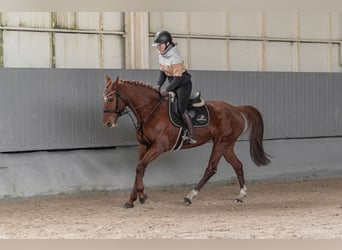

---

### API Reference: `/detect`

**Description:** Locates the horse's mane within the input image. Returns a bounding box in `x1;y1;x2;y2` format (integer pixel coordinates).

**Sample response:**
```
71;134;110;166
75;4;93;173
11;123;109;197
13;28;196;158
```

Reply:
118;79;160;95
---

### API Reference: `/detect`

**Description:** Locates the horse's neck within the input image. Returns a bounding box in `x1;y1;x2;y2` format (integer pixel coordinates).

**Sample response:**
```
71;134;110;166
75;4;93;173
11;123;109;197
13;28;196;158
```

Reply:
121;85;159;122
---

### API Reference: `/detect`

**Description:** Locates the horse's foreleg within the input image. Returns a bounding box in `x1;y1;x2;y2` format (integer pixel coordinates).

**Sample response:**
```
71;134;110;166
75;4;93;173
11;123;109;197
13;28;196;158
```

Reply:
125;144;148;208
136;162;148;204
223;148;247;203
125;176;139;208
124;163;147;209
125;144;164;208
184;146;223;205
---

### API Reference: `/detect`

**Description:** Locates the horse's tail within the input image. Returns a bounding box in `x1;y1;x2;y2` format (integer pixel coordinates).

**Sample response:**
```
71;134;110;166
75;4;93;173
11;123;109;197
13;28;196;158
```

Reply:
238;105;271;166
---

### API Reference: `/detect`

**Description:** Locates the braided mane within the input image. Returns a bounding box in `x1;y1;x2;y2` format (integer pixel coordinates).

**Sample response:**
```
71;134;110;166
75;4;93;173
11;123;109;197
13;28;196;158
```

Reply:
118;79;160;94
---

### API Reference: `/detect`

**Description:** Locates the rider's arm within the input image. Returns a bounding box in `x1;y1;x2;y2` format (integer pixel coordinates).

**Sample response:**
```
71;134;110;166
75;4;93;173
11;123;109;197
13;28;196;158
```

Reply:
156;70;167;90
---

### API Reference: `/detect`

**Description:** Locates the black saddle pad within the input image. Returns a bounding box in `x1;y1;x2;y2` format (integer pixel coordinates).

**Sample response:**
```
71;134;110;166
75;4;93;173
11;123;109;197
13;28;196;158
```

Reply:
168;98;210;128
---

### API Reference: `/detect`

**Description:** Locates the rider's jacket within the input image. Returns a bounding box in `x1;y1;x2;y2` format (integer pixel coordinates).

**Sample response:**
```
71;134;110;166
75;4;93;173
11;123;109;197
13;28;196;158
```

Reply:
156;45;191;92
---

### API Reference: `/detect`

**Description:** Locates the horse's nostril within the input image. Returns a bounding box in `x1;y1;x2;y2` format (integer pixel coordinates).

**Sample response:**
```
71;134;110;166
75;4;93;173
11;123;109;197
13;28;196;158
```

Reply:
103;122;111;127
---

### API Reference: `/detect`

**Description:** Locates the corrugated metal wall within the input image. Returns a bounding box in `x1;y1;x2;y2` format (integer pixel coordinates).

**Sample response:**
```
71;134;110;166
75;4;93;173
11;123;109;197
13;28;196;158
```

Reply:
1;69;341;152
192;71;342;139
0;69;151;152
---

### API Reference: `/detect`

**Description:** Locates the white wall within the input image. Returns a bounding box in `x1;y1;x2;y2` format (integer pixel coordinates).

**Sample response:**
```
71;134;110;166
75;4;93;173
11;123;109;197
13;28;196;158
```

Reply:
3;30;51;67
148;12;342;72
0;12;124;68
1;12;341;72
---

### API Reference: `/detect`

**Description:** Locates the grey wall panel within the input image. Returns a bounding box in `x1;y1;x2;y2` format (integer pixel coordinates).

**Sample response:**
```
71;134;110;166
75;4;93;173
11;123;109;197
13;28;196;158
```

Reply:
191;71;342;139
0;69;153;152
1;69;342;152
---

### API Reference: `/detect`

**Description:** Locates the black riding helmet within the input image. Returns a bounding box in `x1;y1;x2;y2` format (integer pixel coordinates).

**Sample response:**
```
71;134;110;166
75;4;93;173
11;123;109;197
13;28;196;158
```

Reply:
152;30;172;46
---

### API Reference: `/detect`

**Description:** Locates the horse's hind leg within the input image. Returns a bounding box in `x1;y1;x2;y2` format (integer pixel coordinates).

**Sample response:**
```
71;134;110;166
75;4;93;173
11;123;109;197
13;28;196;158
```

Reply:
223;147;247;203
184;145;223;205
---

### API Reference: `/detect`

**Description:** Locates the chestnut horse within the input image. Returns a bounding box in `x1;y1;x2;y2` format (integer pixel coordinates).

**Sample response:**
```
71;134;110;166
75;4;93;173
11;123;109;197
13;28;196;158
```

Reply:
102;76;270;208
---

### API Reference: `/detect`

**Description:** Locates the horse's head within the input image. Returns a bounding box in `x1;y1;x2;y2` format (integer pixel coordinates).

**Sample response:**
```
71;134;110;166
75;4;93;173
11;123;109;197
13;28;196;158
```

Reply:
102;76;161;128
102;76;127;127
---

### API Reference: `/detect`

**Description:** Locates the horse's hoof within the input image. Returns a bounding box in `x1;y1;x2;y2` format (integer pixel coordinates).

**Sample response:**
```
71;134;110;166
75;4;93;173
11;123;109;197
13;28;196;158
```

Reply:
234;199;244;203
183;197;192;205
139;195;148;204
124;202;134;209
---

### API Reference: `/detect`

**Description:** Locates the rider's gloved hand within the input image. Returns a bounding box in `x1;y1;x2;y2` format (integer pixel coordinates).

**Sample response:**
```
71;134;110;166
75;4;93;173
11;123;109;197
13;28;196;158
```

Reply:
154;84;161;91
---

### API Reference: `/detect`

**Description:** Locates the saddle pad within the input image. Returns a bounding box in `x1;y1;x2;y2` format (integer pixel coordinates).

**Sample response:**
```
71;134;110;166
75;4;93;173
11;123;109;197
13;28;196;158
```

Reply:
168;99;210;128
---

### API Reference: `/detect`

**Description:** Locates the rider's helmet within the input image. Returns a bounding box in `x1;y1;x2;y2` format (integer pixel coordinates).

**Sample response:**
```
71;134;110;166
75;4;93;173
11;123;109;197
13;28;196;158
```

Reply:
152;30;173;46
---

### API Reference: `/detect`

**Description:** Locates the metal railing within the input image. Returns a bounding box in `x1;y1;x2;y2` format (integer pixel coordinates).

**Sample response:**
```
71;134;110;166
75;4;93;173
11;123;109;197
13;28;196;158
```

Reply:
0;26;126;36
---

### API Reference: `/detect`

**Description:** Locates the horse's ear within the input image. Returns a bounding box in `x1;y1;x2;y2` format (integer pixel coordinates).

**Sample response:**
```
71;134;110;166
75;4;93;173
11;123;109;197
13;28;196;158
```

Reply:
105;75;111;82
115;76;119;83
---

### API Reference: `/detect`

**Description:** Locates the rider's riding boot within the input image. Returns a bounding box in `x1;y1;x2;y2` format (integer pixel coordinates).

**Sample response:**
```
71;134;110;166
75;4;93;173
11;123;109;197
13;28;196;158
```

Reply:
181;112;197;144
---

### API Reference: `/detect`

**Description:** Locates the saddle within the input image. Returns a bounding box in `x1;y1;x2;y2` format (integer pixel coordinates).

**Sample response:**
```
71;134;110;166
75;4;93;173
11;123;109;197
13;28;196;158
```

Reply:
168;92;210;128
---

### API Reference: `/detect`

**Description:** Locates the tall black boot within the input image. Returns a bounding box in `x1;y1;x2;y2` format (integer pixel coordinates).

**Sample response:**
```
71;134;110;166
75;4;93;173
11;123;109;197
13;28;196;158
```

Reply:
181;112;197;144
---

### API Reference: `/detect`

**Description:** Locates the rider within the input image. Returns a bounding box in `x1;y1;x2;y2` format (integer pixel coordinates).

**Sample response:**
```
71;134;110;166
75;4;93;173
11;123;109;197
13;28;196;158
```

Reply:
152;30;197;144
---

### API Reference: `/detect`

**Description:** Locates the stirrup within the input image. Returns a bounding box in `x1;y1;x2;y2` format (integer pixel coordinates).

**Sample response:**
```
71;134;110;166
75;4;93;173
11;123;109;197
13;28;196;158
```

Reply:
182;135;197;144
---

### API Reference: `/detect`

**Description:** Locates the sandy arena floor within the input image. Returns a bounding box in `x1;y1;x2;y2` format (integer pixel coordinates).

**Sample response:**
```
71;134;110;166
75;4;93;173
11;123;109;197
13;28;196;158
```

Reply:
0;178;341;239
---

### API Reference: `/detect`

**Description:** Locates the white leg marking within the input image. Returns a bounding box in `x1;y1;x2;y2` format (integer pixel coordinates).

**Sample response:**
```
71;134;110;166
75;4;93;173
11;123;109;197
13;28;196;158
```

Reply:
186;189;199;201
238;185;247;199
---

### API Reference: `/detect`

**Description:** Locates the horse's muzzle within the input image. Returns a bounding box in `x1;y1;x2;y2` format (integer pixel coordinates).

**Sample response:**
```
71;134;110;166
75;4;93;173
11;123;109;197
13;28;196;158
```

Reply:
105;122;112;127
103;122;116;128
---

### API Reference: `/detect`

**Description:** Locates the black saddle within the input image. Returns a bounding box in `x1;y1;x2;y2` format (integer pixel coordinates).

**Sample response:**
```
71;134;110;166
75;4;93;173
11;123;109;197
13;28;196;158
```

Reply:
168;92;210;128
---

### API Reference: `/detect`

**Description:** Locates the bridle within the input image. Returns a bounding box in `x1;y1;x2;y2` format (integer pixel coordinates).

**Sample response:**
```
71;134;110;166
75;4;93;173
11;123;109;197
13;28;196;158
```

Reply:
103;90;129;117
103;88;162;130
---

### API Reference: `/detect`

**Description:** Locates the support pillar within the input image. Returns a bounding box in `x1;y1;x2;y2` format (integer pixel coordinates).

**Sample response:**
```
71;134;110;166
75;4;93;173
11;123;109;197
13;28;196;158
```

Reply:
125;12;150;69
